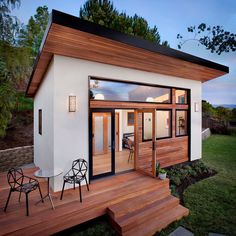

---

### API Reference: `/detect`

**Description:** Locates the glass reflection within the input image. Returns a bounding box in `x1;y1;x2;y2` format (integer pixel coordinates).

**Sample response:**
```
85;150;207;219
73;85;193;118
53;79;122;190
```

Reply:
176;110;188;136
90;79;171;103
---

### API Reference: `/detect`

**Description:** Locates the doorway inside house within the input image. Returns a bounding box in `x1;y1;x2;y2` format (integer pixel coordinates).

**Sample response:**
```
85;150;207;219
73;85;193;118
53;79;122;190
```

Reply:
90;109;135;179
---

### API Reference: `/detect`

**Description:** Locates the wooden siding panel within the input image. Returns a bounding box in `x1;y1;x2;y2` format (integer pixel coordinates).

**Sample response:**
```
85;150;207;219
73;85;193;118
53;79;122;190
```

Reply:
156;137;188;167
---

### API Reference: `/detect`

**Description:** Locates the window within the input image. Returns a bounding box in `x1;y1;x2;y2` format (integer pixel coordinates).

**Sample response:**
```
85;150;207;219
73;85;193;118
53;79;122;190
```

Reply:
143;110;172;141
143;112;153;140
176;110;188;136
156;110;171;139
175;89;187;104
38;109;42;135
90;79;171;103
127;112;134;126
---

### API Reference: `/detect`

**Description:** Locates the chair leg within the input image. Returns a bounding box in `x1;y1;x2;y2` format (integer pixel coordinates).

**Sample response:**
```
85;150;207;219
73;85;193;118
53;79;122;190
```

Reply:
85;177;89;191
38;184;44;203
78;182;82;203
73;181;75;190
128;151;131;163
25;193;29;216
4;189;12;212
19;192;22;202
60;181;66;200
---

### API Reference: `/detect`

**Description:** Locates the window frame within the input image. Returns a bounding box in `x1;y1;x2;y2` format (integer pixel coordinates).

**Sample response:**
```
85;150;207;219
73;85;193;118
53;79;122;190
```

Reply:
156;109;172;140
38;109;42;135
175;89;188;105
175;109;188;137
89;77;172;104
142;109;172;142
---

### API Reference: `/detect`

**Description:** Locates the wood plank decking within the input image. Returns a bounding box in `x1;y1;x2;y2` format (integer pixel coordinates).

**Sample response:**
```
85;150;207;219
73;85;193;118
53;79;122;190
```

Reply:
0;168;188;236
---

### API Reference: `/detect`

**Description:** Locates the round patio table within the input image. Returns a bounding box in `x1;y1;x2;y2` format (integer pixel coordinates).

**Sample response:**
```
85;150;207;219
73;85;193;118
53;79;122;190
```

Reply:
34;168;63;210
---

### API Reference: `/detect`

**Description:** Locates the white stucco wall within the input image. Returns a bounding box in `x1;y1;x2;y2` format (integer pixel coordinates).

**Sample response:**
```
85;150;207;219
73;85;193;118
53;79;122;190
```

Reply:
34;59;54;173
34;54;202;191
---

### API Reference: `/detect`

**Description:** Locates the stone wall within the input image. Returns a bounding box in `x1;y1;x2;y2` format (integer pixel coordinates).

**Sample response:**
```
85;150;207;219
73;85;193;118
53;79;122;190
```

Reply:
202;128;211;141
0;145;33;172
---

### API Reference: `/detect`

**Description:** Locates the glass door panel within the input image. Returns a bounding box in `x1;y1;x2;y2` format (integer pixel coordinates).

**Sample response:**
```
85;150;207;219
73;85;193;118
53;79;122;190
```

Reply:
136;109;156;177
91;111;114;178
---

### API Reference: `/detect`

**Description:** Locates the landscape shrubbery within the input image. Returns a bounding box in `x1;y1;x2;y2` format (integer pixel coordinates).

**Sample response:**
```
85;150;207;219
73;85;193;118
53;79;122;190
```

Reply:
166;160;216;199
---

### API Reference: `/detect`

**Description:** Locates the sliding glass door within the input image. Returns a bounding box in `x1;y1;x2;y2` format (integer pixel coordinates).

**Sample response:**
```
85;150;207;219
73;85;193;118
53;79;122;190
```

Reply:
89;109;115;179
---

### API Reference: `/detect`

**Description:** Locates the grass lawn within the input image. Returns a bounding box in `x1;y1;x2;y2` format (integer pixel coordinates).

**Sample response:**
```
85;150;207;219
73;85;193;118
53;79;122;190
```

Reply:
160;135;236;236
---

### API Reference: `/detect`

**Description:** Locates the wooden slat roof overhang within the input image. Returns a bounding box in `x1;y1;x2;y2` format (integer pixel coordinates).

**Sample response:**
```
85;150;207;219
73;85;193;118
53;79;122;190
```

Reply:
26;10;229;97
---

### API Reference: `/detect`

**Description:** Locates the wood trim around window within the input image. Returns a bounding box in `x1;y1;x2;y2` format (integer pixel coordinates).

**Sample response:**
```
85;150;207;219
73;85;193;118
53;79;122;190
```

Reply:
39;109;42;135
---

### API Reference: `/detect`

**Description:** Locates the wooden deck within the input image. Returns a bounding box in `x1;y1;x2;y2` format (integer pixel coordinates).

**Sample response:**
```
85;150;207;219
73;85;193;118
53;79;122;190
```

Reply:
0;167;188;236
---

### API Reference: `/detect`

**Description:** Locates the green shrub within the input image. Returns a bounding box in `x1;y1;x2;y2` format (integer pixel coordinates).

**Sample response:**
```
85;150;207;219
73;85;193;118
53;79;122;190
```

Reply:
167;160;214;186
15;92;33;111
228;127;236;136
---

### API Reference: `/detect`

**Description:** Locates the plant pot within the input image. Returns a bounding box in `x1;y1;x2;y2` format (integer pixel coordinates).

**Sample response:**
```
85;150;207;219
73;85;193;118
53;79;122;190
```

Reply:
159;173;167;180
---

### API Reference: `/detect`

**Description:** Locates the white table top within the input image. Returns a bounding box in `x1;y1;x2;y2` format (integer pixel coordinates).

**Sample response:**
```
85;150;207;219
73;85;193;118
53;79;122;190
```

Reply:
34;168;63;178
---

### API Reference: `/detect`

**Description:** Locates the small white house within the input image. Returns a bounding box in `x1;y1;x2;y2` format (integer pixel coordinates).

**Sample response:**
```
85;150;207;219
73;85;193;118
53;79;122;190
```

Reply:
26;10;228;191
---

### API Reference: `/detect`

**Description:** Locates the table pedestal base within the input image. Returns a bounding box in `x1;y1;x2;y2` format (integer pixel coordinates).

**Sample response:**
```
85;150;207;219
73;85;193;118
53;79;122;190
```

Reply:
35;177;55;210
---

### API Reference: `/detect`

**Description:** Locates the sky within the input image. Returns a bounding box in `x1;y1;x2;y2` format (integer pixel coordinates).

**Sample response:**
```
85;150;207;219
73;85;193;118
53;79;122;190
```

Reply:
12;0;236;105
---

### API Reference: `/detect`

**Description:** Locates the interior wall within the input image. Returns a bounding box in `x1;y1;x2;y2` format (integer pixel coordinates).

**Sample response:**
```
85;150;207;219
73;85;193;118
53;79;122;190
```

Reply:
122;110;134;134
115;110;134;151
156;111;170;138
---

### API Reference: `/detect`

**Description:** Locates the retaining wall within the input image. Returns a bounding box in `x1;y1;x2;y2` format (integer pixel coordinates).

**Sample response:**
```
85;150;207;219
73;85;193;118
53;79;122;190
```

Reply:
202;128;211;140
0;145;33;172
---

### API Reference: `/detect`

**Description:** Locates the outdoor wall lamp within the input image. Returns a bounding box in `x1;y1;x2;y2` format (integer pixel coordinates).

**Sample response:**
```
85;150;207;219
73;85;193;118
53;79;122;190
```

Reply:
194;102;199;112
69;95;76;112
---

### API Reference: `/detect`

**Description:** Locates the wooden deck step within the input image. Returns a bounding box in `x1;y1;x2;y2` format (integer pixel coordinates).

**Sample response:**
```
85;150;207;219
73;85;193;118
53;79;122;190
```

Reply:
123;205;189;236
110;195;179;234
108;186;170;219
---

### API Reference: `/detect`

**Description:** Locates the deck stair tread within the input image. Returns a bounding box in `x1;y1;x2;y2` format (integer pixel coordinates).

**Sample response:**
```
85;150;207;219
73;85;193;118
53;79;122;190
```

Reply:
123;205;189;236
107;178;189;236
108;186;170;219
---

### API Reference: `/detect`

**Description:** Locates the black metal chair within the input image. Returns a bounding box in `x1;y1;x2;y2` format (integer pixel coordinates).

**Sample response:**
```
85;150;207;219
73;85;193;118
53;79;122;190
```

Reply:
4;167;44;216
60;159;89;202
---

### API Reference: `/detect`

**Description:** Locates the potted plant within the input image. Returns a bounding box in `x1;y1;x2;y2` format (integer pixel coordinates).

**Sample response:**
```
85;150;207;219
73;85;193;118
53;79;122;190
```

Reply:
156;162;167;180
158;168;167;180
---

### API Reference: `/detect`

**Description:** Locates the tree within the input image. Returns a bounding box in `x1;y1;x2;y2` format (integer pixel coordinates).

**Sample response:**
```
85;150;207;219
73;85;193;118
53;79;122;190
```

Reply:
19;6;49;57
80;0;169;45
0;0;21;137
0;58;16;137
0;0;21;44
202;100;216;117
177;23;236;54
215;106;231;123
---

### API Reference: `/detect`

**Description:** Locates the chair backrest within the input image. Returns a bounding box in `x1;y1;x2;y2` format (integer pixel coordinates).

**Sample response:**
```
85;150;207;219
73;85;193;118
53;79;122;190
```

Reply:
71;159;88;178
7;168;24;189
127;139;134;150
